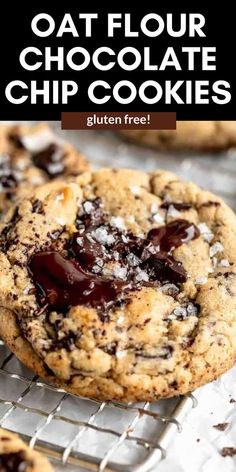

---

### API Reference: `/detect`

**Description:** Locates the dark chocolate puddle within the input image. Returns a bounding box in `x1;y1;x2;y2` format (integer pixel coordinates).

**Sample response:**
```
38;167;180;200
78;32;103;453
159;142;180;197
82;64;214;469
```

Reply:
29;199;200;313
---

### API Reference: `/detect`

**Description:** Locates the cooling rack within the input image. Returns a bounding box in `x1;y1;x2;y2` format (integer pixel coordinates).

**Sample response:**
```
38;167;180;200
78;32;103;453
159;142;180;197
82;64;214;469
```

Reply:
0;341;197;471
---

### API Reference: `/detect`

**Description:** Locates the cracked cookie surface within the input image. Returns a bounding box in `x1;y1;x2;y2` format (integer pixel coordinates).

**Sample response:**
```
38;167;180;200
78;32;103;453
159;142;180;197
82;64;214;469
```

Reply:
0;427;54;471
120;121;236;151
0;123;89;217
0;168;236;402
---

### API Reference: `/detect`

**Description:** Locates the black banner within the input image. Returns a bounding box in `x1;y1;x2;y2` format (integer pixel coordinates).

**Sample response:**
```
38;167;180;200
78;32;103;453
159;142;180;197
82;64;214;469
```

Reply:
0;5;235;120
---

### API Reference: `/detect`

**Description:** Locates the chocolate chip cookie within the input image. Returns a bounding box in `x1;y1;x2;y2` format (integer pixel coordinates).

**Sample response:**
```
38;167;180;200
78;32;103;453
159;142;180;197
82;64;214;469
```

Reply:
0;123;89;217
120;121;236;151
0;168;236;402
0;427;53;471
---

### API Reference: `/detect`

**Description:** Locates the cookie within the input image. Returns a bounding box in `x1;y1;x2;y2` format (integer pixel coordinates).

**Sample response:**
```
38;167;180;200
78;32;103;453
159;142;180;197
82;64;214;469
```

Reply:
119;121;236;151
0;427;53;471
0;123;89;217
0;168;236;402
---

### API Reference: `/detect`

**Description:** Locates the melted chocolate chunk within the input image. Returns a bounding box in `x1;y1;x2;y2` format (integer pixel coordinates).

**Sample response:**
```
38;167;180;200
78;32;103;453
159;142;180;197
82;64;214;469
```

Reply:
32;144;65;177
141;253;187;284
8;133;24;149
160;202;192;211
0;173;17;190
148;219;199;252
71;231;105;271
0;451;30;472
29;199;200;312
29;252;128;311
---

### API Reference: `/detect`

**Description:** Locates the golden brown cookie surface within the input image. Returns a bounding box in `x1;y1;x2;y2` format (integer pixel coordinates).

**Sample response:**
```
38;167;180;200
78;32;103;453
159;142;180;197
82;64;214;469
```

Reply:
0;168;236;402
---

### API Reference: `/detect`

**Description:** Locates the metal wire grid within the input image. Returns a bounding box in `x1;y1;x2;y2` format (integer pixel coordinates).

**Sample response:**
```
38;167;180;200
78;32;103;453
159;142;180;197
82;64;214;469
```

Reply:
0;341;197;471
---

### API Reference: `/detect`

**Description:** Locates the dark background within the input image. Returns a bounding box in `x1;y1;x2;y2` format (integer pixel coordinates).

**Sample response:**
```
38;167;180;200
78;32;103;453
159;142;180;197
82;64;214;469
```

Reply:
0;5;235;120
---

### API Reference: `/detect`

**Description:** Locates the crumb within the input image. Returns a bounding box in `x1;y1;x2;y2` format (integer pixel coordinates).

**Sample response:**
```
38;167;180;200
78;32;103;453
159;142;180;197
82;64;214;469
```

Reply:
221;447;236;457
230;398;236;404
213;423;229;431
197;438;200;442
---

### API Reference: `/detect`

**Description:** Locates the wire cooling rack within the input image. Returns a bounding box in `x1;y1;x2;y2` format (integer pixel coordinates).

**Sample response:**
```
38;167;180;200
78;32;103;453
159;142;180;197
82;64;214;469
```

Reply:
0;341;197;471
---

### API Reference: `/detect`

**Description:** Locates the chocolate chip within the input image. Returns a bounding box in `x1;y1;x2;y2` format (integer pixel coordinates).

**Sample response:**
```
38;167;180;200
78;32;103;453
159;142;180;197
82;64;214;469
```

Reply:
136;345;173;360
213;423;229;431
200;201;220;208
55;330;78;351
32;199;43;214
160;202;192;211
102;342;118;355
148;219;200;252
221;447;236;457
0;173;17;190
0;451;31;472
71;230;106;271
170;380;178;389
142;253;187;284
160;345;174;359
0;207;20;251
32;143;65;177
8;132;25;149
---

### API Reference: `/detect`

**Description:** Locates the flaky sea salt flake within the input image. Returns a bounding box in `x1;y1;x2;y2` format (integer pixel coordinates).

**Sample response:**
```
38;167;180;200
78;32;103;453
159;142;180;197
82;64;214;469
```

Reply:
113;266;127;280
83;201;94;214
126;253;140;267
198;223;214;243
54;216;66;226
153;212;165;224
218;258;230;267
195;276;208;285
91;227;115;245
110;216;126;230
173;307;187;319
209;242;224;258
167;205;181;218
130;185;140;196
116;350;127;359
187;303;199;316
135;269;149;282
